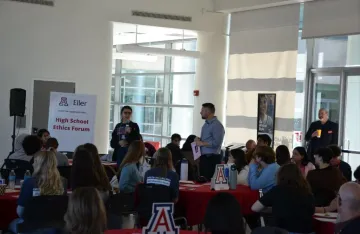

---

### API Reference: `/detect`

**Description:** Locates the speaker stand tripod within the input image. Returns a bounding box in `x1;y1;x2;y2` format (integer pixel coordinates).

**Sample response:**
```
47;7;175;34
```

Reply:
11;116;17;154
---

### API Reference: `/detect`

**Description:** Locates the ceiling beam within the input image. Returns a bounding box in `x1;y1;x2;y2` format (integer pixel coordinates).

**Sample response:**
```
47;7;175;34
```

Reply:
214;0;314;13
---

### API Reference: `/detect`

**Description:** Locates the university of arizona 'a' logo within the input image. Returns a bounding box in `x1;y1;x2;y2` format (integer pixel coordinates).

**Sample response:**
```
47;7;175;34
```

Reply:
143;203;179;234
59;97;68;106
215;164;227;184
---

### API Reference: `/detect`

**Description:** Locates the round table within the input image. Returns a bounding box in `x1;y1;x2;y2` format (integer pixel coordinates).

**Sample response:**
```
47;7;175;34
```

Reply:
0;189;20;230
177;184;259;226
106;229;199;234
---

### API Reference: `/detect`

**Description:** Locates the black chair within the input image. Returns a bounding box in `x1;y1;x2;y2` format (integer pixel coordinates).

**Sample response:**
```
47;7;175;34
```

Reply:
106;192;136;229
17;195;69;233
136;184;187;228
57;166;72;189
3;159;33;180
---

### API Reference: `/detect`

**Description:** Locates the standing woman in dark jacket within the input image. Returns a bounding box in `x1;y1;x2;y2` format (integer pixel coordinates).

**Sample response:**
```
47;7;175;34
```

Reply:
111;106;141;166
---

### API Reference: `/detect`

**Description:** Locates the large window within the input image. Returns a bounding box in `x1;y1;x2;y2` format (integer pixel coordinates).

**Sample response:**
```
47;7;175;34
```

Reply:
109;41;196;147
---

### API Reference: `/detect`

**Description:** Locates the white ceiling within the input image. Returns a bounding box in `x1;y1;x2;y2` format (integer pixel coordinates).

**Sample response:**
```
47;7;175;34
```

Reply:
113;22;197;45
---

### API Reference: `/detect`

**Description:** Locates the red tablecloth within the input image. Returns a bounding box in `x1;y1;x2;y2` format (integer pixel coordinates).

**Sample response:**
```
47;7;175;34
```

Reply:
178;184;259;226
106;229;199;234
313;217;336;234
0;190;20;230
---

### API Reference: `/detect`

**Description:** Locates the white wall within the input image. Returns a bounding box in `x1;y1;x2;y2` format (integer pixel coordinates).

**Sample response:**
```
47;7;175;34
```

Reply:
0;0;226;158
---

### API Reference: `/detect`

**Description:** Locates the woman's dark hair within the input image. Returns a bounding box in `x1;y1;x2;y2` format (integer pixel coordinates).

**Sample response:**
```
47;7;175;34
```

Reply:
275;145;290;166
181;135;197;151
22;135;42;155
315;147;334;164
328;145;341;158
230;148;247;173
354;166;360;181
293;146;310;166
153;148;173;177
121;106;132;115
37;129;50;138
65;187;106;234
45;137;59;150
83;143;111;191
277;163;312;195
71;146;110;191
204;193;245;234
254;146;276;164
257;134;272;146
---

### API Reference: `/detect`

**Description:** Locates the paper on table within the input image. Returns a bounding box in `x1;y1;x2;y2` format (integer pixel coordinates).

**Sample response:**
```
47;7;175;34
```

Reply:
191;142;201;160
180;180;195;184
314;213;337;218
181;184;203;188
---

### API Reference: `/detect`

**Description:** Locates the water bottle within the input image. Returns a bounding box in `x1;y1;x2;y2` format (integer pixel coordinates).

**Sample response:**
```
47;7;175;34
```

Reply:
224;164;230;181
180;158;188;181
9;170;16;189
229;164;237;190
24;170;31;181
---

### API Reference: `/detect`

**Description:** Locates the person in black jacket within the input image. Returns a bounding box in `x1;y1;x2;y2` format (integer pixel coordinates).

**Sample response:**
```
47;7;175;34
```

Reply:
110;106;140;166
166;133;183;168
329;145;352;182
305;108;338;162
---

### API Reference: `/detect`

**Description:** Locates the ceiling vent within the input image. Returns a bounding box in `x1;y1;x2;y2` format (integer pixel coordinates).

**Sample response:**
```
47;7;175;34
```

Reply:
132;10;192;22
4;0;54;6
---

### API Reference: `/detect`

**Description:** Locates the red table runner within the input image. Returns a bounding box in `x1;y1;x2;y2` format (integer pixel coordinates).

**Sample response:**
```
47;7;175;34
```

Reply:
0;190;20;230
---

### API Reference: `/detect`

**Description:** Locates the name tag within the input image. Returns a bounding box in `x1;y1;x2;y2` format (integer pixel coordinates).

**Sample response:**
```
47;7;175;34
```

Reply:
33;188;40;197
328;131;333;134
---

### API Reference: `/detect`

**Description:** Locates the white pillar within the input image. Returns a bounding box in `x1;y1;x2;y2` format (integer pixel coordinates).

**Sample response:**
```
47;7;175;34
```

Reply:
344;35;360;170
192;28;229;136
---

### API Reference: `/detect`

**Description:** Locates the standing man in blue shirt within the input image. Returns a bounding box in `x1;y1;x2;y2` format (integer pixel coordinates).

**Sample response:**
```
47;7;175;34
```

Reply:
195;103;225;181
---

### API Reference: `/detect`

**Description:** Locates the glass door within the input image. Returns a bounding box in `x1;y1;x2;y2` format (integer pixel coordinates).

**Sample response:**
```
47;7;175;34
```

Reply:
343;74;360;172
313;75;341;123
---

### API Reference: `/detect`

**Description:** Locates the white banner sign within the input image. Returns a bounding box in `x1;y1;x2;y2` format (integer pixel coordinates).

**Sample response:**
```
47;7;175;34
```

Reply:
48;92;96;152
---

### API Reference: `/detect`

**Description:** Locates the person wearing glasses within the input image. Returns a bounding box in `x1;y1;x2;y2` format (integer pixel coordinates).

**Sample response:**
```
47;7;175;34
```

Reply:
110;106;141;166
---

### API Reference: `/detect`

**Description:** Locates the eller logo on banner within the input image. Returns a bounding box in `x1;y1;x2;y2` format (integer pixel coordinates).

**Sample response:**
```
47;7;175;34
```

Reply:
211;164;229;191
143;203;179;234
59;97;69;106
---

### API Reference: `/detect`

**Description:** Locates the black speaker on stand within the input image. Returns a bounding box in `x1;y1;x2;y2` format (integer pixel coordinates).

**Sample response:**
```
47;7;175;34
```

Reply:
9;88;26;153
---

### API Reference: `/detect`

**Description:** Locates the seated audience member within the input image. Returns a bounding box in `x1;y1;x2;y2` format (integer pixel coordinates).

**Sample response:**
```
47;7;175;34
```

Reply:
275;145;291;166
252;163;315;233
354;166;360;184
119;140;144;193
292;146;316;178
144;148;179;202
328;144;352;182
45;137;69;166
307;147;346;206
257;134;272;147
335;182;360;234
9;134;42;163
204;193;246;234
83;143;113;187
9;151;64;233
181;134;198;180
71;146;111;201
65;187;107;234
166;133;183;167
144;142;156;157
245;139;256;153
37;128;50;148
248;146;280;193
228;148;249;186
